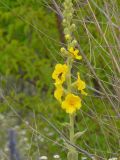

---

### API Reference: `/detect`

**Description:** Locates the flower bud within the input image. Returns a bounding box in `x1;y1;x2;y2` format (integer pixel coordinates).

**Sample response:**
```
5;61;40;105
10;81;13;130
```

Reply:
63;19;67;25
72;39;77;46
60;47;66;53
65;34;71;41
71;23;76;31
64;28;69;34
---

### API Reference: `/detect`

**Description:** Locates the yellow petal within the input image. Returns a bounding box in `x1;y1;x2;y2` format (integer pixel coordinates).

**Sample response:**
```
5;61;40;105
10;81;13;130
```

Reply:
54;85;63;102
76;55;82;60
61;93;81;114
69;47;74;53
52;63;68;84
81;90;88;96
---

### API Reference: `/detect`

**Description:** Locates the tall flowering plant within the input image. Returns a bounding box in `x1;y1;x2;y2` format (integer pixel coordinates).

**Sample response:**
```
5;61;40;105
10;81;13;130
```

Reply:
52;0;87;159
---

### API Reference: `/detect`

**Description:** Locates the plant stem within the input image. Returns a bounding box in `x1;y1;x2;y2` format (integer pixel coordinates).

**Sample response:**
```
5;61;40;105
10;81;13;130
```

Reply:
67;113;78;160
70;113;74;145
66;58;78;160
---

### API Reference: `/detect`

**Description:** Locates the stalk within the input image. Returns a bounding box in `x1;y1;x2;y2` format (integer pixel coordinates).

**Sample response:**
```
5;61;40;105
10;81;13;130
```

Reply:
66;58;78;160
52;0;87;159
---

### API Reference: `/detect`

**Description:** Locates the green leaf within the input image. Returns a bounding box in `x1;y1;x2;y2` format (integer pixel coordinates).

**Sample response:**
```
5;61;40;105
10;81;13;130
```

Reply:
62;122;71;129
73;129;87;142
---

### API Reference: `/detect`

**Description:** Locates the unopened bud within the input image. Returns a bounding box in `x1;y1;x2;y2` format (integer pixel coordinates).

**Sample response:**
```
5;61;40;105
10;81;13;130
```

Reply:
63;19;67;25
65;34;71;40
64;28;69;34
60;47;66;53
70;23;76;31
72;39;77;46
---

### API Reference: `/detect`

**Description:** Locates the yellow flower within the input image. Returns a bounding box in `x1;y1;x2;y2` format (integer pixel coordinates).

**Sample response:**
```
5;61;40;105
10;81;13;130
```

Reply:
68;47;82;60
76;72;87;95
52;64;68;84
61;93;81;114
54;84;63;102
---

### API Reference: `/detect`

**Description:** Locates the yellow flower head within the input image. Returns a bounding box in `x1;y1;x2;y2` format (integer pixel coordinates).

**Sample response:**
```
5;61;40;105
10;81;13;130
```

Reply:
61;93;81;114
52;64;68;84
68;47;82;60
54;84;63;102
76;72;87;95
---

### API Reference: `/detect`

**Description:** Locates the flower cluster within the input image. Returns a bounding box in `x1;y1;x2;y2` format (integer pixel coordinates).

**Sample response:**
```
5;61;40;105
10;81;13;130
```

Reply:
60;0;82;60
52;63;87;114
52;64;68;102
52;0;87;114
